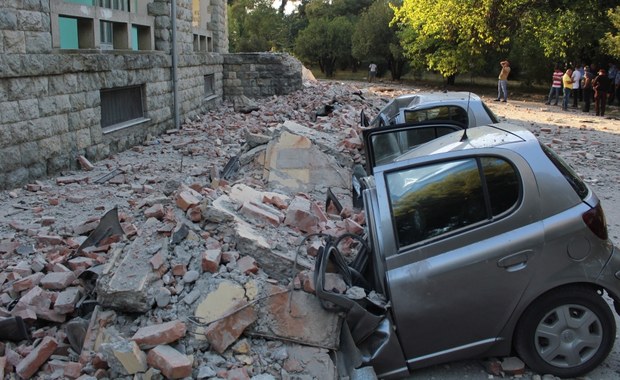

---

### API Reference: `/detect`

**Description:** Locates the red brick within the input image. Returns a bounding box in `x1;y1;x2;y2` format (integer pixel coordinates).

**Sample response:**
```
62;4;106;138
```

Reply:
227;367;250;380
150;252;165;270
146;345;192;379
284;197;321;233
201;249;222;273
186;206;202;222
67;257;95;272
144;204;165;220
171;263;187;276
176;191;200;211
221;251;240;264
131;321;187;349
36;235;64;245
205;300;257;354
64;361;83;379
344;218;364;235
237;256;258;275
16;336;58;379
12;272;45;292
262;195;288;210
40;271;76;290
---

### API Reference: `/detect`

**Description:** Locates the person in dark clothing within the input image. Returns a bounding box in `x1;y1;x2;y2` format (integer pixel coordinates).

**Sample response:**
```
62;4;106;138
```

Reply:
592;69;611;116
581;65;594;113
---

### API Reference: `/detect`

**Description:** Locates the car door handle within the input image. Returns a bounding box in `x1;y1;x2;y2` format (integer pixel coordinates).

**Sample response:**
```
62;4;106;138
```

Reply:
498;251;532;272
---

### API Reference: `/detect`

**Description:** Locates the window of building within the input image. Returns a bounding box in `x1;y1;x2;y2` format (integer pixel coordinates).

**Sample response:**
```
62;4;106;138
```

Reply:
386;156;519;248
100;85;147;132
204;74;215;97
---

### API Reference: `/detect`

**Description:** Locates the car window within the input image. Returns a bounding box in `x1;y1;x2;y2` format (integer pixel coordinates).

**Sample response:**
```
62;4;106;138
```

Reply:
404;106;468;126
386;156;519;249
481;102;500;123
539;143;588;200
370;126;460;167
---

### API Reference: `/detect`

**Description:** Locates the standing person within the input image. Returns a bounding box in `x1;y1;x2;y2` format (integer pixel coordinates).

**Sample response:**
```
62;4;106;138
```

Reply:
562;68;573;111
581;65;594;113
592;68;611;116
545;64;564;105
368;63;377;83
571;65;581;108
495;60;511;102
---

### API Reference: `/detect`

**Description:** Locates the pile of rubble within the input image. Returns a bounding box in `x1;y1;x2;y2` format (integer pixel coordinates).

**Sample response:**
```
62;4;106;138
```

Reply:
0;80;397;379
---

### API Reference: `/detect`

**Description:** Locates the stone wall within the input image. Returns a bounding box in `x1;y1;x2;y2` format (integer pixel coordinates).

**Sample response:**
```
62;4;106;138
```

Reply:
223;53;303;99
0;1;302;190
0;0;226;190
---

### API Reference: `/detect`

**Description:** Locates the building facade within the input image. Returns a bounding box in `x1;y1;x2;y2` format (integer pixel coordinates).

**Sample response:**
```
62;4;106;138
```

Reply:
0;0;302;189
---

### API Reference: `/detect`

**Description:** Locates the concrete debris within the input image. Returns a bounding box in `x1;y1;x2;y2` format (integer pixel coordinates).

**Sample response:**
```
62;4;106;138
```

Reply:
0;79;492;379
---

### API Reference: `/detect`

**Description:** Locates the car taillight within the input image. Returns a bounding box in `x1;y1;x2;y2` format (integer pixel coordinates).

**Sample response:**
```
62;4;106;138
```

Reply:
582;203;608;240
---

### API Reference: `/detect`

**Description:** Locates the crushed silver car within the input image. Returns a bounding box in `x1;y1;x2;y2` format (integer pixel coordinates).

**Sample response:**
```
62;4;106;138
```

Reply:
353;92;499;208
317;123;620;379
365;91;498;128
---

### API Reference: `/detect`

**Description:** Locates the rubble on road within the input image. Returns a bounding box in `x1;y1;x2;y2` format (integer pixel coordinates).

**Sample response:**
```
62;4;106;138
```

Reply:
0;80;387;379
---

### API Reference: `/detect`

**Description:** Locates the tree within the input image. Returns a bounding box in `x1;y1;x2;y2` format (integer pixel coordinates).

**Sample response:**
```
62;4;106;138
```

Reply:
601;6;620;58
228;0;287;52
352;0;407;80
294;16;353;76
392;0;533;80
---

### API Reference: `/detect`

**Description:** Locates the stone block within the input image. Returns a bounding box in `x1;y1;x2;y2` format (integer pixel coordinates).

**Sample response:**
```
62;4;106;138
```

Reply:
96;219;164;312
16;336;58;379
131;320;187;349
146;345;192;379
205;300;257;354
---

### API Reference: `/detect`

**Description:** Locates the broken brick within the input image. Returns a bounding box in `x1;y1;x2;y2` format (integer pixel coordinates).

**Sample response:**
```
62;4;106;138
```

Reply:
201;249;222;273
15;336;58;379
176;191;200;211
12;272;45;293
237;256;259;275
205;300;257;354
144;204;165;220
40;271;76;290
131;321;187;349
146;345;192;379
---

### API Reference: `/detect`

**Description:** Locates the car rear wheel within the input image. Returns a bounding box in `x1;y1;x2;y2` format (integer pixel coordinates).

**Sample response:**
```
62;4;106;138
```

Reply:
514;286;615;378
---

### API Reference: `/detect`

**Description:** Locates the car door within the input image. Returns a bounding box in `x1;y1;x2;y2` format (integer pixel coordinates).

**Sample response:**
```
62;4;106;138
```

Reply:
371;150;545;368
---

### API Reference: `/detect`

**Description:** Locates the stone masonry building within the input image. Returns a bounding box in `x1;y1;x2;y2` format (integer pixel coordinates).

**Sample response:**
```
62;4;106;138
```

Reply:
0;0;302;190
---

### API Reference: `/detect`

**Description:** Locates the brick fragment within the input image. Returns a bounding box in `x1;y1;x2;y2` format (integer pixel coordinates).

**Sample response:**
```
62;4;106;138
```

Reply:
144;204;165;220
201;249;222;273
186;206;202;222
64;361;83;379
176;191;200;211
237;256;259;275
40;271;77;290
205;300;257;354
239;201;283;226
12;272;45;293
78;155;95;171
131;320;187;349
54;287;83;314
146;345;192;379
15;336;58;379
171;264;187;276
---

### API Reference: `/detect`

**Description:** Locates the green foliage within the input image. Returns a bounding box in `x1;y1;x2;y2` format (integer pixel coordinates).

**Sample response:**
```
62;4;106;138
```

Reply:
228;0;287;52
294;16;354;77
601;6;620;58
352;1;408;79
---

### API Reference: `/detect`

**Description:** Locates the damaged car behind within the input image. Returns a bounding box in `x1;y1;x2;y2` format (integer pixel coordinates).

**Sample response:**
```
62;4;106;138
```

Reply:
316;123;620;379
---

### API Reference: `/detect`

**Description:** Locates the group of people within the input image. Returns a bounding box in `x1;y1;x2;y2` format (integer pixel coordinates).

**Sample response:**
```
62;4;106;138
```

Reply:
494;60;619;117
545;63;619;117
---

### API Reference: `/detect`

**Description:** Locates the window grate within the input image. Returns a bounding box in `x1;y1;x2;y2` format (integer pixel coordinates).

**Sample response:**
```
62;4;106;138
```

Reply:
100;85;144;128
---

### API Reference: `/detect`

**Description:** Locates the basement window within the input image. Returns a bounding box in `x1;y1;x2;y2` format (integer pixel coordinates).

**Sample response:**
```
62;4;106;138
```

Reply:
204;74;215;97
100;85;149;133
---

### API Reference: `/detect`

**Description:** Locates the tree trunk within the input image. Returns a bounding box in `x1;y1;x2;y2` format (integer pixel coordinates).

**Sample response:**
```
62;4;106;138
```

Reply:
389;58;407;81
278;0;287;14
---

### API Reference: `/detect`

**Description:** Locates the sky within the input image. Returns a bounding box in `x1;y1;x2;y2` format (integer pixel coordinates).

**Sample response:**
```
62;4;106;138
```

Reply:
271;0;298;14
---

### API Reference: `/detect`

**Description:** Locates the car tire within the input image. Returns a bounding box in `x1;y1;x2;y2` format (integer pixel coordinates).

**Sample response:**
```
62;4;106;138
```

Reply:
514;286;615;378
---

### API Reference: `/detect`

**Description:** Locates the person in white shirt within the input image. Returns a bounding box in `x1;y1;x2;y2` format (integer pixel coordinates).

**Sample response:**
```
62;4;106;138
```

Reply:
571;65;582;108
368;63;377;83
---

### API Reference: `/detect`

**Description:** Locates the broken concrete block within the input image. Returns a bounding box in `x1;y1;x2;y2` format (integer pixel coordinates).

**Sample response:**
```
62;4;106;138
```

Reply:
131;321;187;349
146;345;192;379
96;219;164;312
205;300;257;354
201;249;222;273
284;345;337;379
262;130;349;192
100;339;148;375
250;286;341;350
239;201;283;226
194;281;246;339
16;336;58;379
40;271;77;290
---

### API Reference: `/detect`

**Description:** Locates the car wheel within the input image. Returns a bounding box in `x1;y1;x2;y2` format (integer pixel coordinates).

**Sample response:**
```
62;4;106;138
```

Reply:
514;286;615;378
